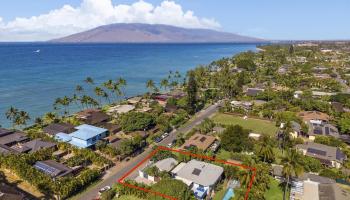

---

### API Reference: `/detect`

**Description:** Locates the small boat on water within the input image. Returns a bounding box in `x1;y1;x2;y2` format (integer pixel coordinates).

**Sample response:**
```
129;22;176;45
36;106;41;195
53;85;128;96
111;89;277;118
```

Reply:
34;49;40;53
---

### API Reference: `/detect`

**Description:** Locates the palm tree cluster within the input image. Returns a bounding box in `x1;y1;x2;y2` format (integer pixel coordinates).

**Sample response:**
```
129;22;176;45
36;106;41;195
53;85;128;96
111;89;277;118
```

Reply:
53;77;127;116
146;70;183;94
5;106;30;129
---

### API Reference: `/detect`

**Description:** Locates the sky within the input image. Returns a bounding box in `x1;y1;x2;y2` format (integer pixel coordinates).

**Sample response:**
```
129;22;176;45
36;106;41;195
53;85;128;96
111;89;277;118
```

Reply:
0;0;349;41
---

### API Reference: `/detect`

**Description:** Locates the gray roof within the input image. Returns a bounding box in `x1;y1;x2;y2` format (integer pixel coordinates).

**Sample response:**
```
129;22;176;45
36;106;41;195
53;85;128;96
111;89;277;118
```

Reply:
19;139;56;153
308;122;340;138
154;158;178;172
0;144;18;155
0;183;25;200
0;128;14;137
0;131;28;146
296;142;346;163
319;183;350;200
246;88;264;96
291;121;301;133
43;123;76;136
34;160;72;178
172;159;223;187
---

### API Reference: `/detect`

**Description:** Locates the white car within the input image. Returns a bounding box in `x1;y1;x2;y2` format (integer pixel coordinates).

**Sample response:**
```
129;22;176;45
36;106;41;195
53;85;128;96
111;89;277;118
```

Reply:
98;186;111;195
161;132;169;139
167;143;173;148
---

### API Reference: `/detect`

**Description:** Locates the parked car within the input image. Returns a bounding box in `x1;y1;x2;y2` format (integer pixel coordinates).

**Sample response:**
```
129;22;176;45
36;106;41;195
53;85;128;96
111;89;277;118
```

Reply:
167;139;176;148
154;137;162;143
161;132;169;139
98;186;111;195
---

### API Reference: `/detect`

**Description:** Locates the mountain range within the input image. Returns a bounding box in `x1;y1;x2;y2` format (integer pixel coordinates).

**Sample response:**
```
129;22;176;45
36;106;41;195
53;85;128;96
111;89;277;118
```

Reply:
51;23;264;43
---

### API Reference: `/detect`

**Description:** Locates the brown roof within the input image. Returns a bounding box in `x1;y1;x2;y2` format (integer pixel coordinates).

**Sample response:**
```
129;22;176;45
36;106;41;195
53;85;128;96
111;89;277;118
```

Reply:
76;109;109;125
43;123;76;136
181;133;216;151
332;102;344;112
12;139;56;153
298;111;330;122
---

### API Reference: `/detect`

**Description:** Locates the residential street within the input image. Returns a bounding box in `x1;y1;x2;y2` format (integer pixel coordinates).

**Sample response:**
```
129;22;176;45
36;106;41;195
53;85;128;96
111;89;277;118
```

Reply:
74;102;222;200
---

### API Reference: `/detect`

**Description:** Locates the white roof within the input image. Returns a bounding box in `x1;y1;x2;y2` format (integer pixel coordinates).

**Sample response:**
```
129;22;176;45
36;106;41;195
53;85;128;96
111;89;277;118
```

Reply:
172;159;223;187
154;158;178;172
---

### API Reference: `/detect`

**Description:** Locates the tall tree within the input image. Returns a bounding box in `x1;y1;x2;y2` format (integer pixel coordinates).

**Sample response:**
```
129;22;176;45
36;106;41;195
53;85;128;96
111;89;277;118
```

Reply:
186;71;198;114
5;106;19;129
146;79;156;94
282;149;304;200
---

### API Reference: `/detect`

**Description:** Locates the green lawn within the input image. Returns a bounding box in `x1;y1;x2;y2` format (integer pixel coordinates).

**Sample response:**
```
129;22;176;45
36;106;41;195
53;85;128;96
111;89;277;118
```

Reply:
116;195;144;200
264;178;284;200
212;113;278;136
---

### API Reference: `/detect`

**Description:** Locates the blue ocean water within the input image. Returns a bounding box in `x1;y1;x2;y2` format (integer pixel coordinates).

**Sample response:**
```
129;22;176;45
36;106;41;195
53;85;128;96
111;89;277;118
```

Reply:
0;43;257;127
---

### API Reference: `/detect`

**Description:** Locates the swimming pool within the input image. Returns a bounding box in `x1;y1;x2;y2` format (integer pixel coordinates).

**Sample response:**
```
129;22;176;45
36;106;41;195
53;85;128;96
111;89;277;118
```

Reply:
222;188;235;200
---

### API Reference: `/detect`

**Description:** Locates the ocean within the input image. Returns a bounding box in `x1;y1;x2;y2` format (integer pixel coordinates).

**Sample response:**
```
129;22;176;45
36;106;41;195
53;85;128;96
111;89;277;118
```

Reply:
0;43;257;127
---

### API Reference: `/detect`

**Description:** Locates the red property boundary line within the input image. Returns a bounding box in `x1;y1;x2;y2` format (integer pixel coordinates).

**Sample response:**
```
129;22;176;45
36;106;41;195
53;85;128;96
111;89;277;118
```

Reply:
117;146;257;200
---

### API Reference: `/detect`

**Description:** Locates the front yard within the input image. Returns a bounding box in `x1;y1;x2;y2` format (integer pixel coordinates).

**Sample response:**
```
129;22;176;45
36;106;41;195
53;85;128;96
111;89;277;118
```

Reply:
212;113;278;136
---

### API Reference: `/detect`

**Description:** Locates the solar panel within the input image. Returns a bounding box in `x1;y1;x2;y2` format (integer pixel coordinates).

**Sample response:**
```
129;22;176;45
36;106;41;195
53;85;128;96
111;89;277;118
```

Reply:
325;127;330;135
192;168;201;176
307;148;326;156
34;162;57;176
313;128;323;135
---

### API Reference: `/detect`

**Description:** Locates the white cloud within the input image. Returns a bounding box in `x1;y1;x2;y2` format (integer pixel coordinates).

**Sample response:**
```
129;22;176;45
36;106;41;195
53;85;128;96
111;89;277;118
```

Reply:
0;0;221;41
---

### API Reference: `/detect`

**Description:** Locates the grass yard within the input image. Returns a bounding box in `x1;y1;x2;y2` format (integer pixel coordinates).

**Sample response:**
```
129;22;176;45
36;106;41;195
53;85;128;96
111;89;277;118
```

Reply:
212;113;278;136
264;178;285;200
213;188;226;200
117;195;144;200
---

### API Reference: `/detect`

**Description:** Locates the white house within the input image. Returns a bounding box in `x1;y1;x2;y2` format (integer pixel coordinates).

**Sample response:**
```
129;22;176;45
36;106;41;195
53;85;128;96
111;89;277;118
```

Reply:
171;159;223;199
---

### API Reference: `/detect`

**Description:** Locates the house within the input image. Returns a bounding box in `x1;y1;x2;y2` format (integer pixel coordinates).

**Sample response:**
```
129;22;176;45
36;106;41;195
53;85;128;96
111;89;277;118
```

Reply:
0;183;26;200
102;123;121;134
298;111;330;124
107;105;135;115
11;139;56;153
307;122;340;140
171;159;223;199
75;109;109;125
0;130;29;147
294;91;336;99
290;174;350;200
313;74;331;79
0;144;18;155
289;121;302;138
278;65;290;74
296;142;346;168
33;160;73;178
181;133;217;151
165;104;178;113
43;123;76;136
231;100;253;111
245;88;265;97
64;124;108;148
138;158;179;183
153;94;170;106
127;96;143;105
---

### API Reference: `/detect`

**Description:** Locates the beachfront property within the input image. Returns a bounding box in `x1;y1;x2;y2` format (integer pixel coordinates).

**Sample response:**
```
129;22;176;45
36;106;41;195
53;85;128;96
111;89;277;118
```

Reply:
107;104;135;116
55;124;108;148
43;123;76;136
75;109;110;125
171;159;224;199
296;142;347;168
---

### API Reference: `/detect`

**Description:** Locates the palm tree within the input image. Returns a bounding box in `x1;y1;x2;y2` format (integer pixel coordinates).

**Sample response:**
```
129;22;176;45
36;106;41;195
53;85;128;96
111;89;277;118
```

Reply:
146;79;156;94
257;135;275;163
16;111;30;128
75;85;84;94
34;117;44;127
117;77;127;98
103;79;116;101
43;112;57;124
94;87;104;106
5;106;18;129
282;149;304;200
84;77;94;85
160;78;169;91
60;96;71;116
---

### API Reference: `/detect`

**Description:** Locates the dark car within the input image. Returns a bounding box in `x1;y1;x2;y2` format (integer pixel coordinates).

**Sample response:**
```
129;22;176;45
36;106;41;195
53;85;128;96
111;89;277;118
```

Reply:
154;137;162;143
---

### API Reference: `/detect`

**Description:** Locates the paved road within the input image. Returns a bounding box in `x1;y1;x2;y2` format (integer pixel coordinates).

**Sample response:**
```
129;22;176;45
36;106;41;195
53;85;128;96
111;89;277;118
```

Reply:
75;102;222;200
333;70;350;93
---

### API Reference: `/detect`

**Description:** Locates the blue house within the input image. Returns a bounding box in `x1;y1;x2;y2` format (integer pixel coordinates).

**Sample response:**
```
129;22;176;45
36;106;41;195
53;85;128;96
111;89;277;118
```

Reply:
55;124;108;148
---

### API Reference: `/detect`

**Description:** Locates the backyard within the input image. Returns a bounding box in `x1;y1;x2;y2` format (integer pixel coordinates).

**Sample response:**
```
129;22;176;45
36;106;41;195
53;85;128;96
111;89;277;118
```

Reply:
212;113;278;136
264;178;285;200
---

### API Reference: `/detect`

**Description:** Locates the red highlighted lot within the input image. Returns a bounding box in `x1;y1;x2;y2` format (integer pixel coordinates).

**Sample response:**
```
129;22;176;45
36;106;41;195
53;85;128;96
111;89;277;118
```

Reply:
118;146;256;200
